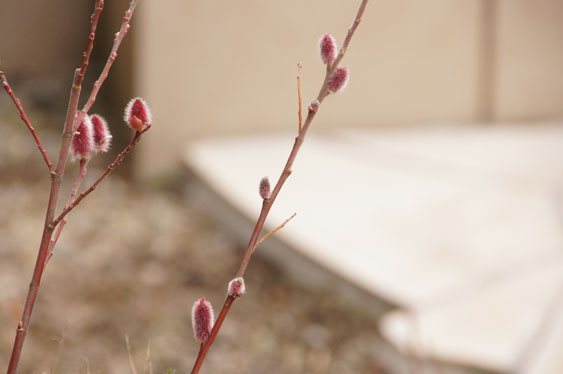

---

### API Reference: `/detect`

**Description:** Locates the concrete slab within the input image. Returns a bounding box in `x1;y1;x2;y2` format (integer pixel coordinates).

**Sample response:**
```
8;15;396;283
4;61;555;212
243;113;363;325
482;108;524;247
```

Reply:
183;123;563;372
380;260;563;373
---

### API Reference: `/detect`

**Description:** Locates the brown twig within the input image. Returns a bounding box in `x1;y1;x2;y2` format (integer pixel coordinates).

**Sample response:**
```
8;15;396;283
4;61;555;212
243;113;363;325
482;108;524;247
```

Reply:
45;159;90;265
254;213;296;250
81;0;138;118
78;0;104;86
297;63;303;132
144;339;154;374
190;1;369;372
125;335;138;374
0;72;54;174
6;69;80;374
73;0;137;134
6;1;139;372
52;127;149;229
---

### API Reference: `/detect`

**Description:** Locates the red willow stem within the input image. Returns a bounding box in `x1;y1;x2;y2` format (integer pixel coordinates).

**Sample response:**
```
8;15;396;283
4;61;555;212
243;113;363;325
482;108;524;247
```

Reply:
191;1;369;372
0;72;54;174
6;1;139;372
45;159;90;265
6;72;83;374
79;0;104;85
81;0;138;118
74;0;138;133
51;128;149;229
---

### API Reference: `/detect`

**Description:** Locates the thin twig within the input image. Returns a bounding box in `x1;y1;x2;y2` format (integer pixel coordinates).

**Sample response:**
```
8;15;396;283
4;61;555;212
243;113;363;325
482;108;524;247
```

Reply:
144;339;154;374
45;159;89;265
254;213;296;250
74;0;138;134
78;0;104;87
52;127;149;229
0;72;55;173
297;63;303;132
81;0;138;117
190;1;369;372
6;68;81;374
6;1;139;372
125;335;138;374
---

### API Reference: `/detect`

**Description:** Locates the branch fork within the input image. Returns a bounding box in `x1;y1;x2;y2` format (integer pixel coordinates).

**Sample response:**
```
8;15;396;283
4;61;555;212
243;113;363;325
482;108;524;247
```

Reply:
3;1;143;373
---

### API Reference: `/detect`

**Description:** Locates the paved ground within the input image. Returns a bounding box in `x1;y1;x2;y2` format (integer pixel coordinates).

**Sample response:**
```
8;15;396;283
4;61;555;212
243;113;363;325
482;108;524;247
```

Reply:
184;123;563;373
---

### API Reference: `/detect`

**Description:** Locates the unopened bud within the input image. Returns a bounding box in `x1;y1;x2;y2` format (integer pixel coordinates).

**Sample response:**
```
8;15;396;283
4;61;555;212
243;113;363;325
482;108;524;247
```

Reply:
227;277;246;298
71;116;94;161
328;66;349;94
90;114;112;153
319;34;337;65
191;298;214;343
259;176;271;199
124;97;152;132
308;100;320;113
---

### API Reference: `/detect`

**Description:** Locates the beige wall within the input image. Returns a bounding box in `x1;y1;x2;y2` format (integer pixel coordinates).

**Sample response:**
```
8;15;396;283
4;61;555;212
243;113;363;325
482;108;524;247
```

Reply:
135;0;489;176
0;1;89;78
494;0;563;121
6;1;558;176
2;1;563;178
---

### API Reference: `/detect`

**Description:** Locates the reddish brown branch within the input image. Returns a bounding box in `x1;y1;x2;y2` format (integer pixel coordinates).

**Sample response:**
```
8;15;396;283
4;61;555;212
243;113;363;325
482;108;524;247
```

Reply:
0;72;55;173
45;159;89;265
191;297;235;374
6;67;82;374
52;127;149;229
78;0;105;86
70;0;105;134
254;213;296;250
81;0;138;118
6;1;139;372
297;63;303;132
190;1;369;372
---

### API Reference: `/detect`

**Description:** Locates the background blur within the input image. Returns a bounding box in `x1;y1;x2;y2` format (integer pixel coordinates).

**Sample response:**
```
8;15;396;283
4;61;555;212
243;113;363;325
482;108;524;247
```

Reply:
1;0;563;373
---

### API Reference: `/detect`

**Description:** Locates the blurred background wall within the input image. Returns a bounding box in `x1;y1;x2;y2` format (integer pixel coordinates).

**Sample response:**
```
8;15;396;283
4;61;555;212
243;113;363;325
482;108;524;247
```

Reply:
2;0;563;177
135;0;563;177
0;0;90;113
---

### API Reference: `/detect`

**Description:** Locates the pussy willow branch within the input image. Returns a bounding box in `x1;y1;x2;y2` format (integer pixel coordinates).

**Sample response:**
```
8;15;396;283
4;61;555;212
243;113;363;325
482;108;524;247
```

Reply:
52;127;149;228
45;159;89;266
48;126;148;260
79;0;104;86
81;0;138;119
74;0;137;133
6;1;138;372
191;1;369;372
0;73;54;173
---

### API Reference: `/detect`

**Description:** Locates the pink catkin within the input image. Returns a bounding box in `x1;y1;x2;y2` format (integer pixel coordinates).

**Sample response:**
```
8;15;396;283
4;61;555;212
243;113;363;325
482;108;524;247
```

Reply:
124;97;152;131
259;176;271;199
90;114;112;153
319;34;337;65
71;116;94;160
328;66;350;94
227;277;246;298
191;298;214;343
